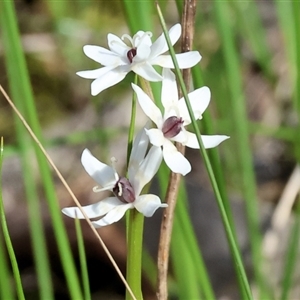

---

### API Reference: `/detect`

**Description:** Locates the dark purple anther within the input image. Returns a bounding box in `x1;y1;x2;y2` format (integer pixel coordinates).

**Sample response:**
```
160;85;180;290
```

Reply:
127;48;137;63
162;116;184;138
113;177;135;203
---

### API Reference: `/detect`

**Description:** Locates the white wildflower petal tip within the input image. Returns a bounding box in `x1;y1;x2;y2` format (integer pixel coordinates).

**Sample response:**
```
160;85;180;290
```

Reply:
134;194;167;217
92;203;133;227
132;83;163;127
163;140;191;176
145;128;165;147
131;146;162;196
182;132;230;149
61;197;122;220
91;70;127;95
81;149;117;188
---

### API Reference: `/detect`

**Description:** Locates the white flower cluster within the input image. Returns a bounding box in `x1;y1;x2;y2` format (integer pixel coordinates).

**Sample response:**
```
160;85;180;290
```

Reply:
62;24;229;226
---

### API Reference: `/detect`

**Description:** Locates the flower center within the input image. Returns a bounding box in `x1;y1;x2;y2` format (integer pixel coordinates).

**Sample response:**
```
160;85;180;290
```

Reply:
162;116;184;138
113;177;136;203
127;48;137;63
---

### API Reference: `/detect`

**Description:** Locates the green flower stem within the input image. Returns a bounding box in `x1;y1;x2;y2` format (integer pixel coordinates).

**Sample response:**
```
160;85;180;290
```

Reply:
156;3;253;300
126;75;143;300
126;210;145;300
0;139;25;300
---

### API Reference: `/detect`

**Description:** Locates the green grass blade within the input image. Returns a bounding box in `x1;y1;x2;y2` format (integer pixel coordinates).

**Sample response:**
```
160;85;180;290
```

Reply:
0;139;25;300
1;3;54;299
122;0;154;32
193;60;247;299
0;233;14;300
172;183;215;300
0;1;83;298
212;1;267;297
75;218;91;300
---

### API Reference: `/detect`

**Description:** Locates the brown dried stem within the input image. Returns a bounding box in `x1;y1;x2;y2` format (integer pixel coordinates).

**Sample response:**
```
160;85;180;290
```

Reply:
156;1;197;299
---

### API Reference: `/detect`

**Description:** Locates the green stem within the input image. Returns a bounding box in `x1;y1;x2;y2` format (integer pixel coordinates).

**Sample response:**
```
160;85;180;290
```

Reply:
126;75;143;300
126;210;145;300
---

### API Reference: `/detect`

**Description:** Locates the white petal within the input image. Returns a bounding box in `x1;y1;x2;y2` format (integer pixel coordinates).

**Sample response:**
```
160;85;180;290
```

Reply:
171;129;190;145
132;62;162;81
134;194;167;217
178;86;211;125
182;133;230;149
161;69;178;109
151;51;201;68
92;203;133;227
133;31;152;48
163;139;191;175
91;69;127;95
131;83;163;127
130;146;162;196
145;128;165;147
76;65;115;79
61;197;122;219
133;43;151;63
129;127;149;169
107;33;129;57
83;45;123;66
150;23;181;58
81;149;117;188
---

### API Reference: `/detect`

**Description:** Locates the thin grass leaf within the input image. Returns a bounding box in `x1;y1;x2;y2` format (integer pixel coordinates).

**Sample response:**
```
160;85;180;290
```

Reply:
75;217;91;300
212;1;270;297
0;138;25;300
1;3;54;299
172;182;215;300
0;235;14;300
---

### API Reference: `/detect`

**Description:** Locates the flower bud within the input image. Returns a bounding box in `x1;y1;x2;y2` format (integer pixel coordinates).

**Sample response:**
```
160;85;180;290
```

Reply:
127;48;137;63
162;116;184;138
113;177;135;203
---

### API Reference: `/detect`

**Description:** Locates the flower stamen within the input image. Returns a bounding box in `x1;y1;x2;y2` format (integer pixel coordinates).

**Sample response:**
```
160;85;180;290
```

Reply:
113;177;135;203
127;48;137;63
162;116;184;138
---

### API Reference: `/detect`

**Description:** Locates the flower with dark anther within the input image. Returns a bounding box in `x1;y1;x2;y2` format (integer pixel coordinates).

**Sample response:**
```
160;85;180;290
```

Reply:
132;68;230;176
76;23;201;96
62;129;167;227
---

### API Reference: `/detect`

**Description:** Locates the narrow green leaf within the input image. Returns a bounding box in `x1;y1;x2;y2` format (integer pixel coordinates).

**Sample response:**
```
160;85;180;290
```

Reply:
75;218;91;300
0;138;25;300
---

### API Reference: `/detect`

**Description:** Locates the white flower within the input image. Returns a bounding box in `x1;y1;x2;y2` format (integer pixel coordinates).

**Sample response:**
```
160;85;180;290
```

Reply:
77;24;201;96
62;128;166;227
132;68;229;176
